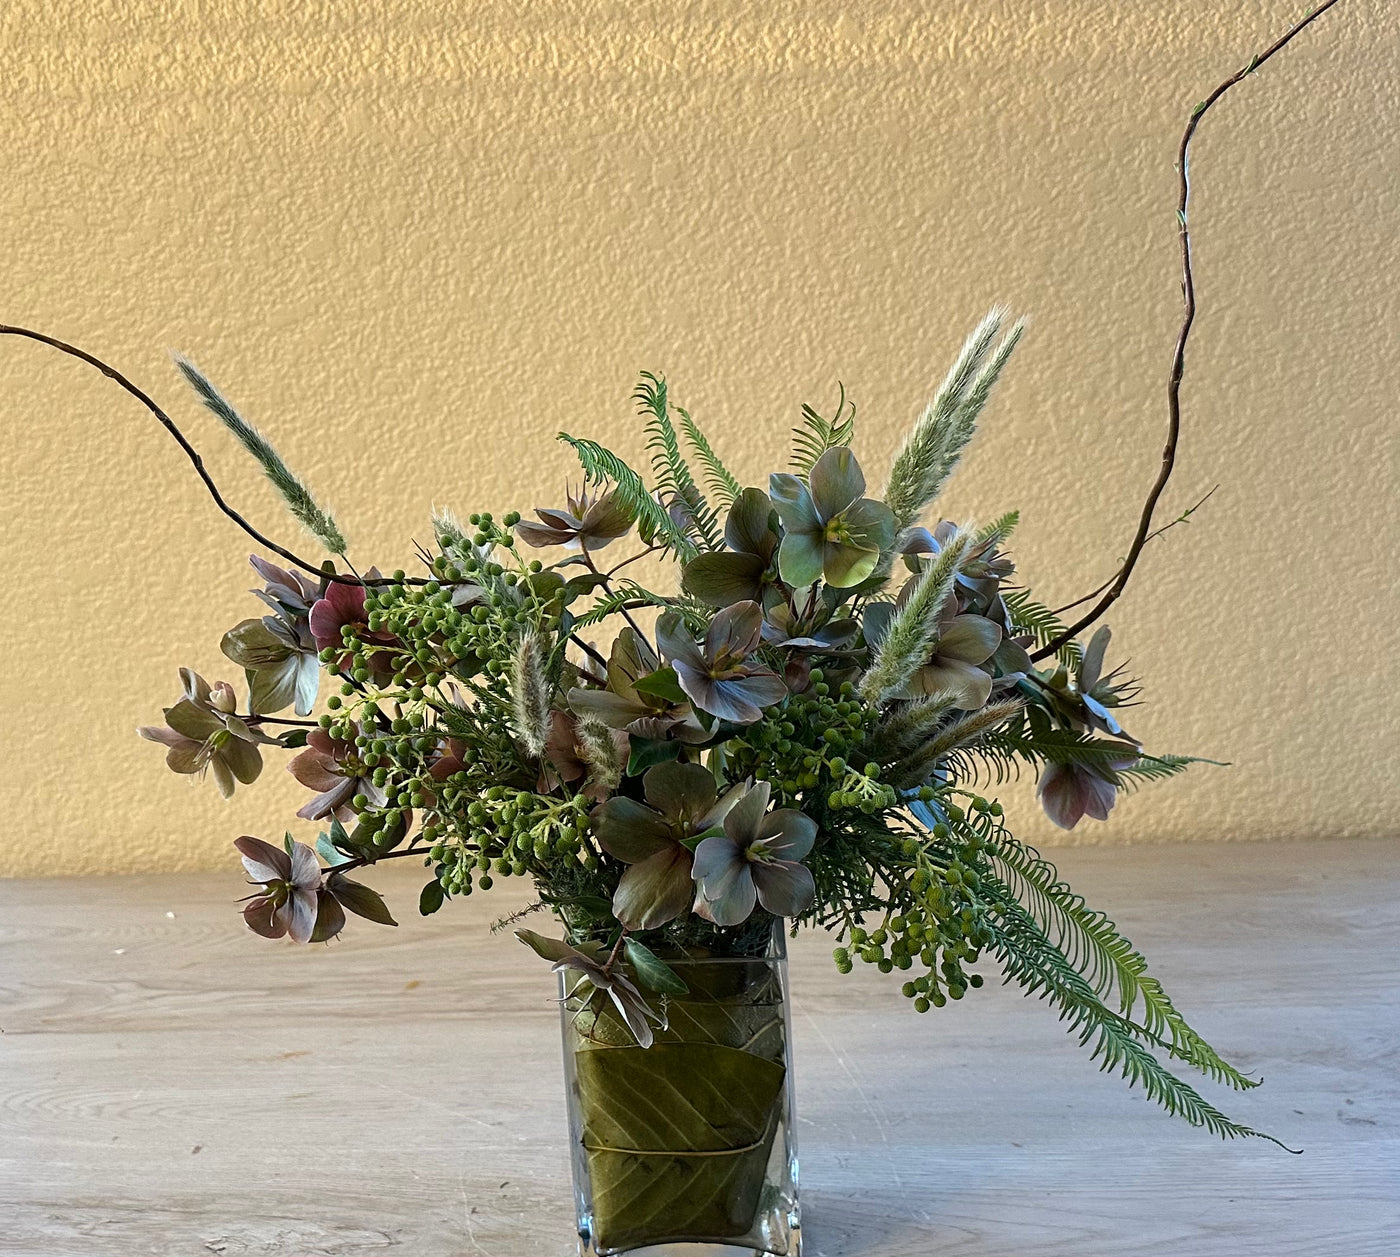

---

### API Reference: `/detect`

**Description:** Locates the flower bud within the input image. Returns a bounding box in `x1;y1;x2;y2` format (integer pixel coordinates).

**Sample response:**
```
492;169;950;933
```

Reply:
209;681;238;713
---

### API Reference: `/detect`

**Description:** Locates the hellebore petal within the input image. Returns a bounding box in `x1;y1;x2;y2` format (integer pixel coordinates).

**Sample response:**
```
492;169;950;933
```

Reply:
235;835;293;883
1037;762;1119;830
682;551;767;607
210;756;236;799
775;529;826;589
820;537;880;588
705;601;765;662
840;496;896;553
612;845;695;931
751;860;816;918
725;487;778;559
642;760;718;825
655;612;709;676
1080;626;1112;693
937;615;1003;665
164;699;223;742
807;447;865;520
910;658;994;710
757;809;817;862
691;835;757;926
768;473;822;533
309;888;347;943
283;886;319;944
221;735;264;787
288;839;321;892
243;895;286;939
724;780;772;843
164;738;207;775
592;796;674;863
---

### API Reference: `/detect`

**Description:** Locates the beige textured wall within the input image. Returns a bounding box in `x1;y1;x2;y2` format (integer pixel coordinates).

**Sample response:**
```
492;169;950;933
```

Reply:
1;2;1396;877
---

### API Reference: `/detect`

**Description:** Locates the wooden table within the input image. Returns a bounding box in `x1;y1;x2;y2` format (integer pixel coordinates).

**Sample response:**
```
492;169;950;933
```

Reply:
3;838;1396;1256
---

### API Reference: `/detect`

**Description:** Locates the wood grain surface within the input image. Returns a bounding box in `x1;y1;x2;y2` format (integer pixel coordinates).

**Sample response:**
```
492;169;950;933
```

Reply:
2;838;1396;1256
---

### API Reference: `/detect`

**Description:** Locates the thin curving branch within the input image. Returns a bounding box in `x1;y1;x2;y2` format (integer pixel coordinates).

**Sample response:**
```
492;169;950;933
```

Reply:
0;324;422;587
1031;0;1344;662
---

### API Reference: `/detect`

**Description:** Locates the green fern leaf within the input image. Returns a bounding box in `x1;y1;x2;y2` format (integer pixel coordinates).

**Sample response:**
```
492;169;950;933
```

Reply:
791;383;857;475
1002;588;1082;668
556;433;698;562
677;406;742;509
634;373;722;551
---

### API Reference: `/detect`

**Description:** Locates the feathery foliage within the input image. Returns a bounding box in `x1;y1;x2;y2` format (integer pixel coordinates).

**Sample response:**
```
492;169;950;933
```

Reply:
870;693;962;763
976;510;1020;546
986;832;1259;1091
859;531;971;706
635;373;723;551
556;434;699;562
1002;588;1083;668
677;406;742;509
882;309;1024;533
985;895;1288;1146
791;383;857;474
175;357;347;554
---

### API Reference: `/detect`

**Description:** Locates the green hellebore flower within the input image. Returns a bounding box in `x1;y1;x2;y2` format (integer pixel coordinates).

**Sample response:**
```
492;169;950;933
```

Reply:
769;447;895;588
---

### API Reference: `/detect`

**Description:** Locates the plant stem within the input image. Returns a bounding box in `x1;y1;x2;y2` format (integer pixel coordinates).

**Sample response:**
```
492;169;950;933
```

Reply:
1031;0;1343;660
0;325;428;588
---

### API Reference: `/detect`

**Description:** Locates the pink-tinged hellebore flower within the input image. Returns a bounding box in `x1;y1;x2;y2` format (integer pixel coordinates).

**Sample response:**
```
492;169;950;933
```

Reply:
1036;752;1137;830
681;488;780;608
692;780;817;927
139;670;264;799
593;761;746;930
287;728;387;822
656;602;788;725
567;627;708;742
235;835;344;944
769;447;895;589
307;570;396;680
515;487;634;553
516;929;662;1048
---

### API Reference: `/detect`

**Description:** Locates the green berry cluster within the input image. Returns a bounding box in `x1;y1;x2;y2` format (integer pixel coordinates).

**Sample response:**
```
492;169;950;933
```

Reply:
728;669;881;809
831;796;998;1012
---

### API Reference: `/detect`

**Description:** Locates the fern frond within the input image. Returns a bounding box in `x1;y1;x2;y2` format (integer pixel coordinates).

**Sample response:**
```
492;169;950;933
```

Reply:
1116;753;1222;792
986;834;1258;1091
677;407;742;509
791;383;857;474
883;309;1023;533
976;511;1020;547
1002;588;1082;668
175;357;347;554
858;531;971;707
556;433;699;562
569;583;708;634
634;373;722;551
986;894;1285;1145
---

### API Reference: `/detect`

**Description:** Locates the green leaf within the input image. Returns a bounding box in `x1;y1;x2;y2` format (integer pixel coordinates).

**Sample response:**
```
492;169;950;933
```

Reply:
573;1041;786;1250
623;938;689;995
515;928;575;963
314;833;353;867
327;874;398;926
631;666;688;705
419;880;446;916
627;737;681;777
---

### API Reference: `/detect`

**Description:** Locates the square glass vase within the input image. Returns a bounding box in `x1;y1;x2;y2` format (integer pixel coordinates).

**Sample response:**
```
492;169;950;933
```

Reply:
558;927;800;1256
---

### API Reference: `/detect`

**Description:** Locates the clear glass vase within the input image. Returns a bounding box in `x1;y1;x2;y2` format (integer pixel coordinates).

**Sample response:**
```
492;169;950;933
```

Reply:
558;928;800;1256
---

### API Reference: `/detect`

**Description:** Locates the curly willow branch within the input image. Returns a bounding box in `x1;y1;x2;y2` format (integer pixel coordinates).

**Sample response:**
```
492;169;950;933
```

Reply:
1032;0;1344;661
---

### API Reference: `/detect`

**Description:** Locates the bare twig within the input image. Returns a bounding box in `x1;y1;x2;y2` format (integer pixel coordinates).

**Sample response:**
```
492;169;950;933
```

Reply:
1031;0;1343;661
0;325;426;587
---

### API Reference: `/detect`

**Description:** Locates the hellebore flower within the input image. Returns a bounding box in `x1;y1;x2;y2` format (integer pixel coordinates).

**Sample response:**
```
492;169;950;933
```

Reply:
288;727;386;822
1073;626;1135;737
516;929;663;1048
567;627;707;742
692;780;817;927
235;834;344;943
515;487;634;553
656;602;788;725
862;590;1003;710
222;614;321;717
898;520;1015;608
681;488;780;607
139;669;264;798
593;761;745;930
1037;758;1129;830
769;448;895;588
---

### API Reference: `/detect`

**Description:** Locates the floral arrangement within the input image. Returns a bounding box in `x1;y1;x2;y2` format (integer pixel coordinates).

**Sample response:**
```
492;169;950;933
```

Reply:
132;308;1281;1147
